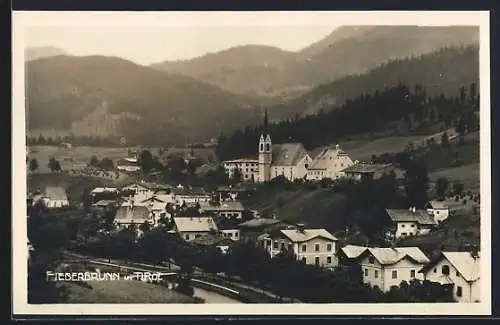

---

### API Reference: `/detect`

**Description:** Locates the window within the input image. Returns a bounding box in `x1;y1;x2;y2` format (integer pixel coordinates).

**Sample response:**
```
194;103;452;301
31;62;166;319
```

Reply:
195;234;201;238
185;234;190;240
369;257;375;264
375;270;379;279
442;265;450;275
315;244;320;252
433;268;437;273
457;286;463;297
402;233;407;236
302;244;307;252
327;243;332;252
392;270;398;279
273;241;278;249
327;256;332;264
301;257;307;264
401;224;405;228
228;233;233;237
281;243;285;250
235;232;239;238
411;224;415;228
315;257;320;266
456;270;460;277
266;143;270;151
364;269;368;276
410;270;416;278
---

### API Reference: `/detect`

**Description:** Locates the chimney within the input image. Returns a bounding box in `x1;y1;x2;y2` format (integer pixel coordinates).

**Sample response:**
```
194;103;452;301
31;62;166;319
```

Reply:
296;223;305;233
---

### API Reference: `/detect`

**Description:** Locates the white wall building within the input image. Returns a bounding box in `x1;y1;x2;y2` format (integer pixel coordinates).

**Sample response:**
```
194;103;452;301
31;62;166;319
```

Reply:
419;251;481;303
306;145;354;181
426;200;451;224
386;208;438;239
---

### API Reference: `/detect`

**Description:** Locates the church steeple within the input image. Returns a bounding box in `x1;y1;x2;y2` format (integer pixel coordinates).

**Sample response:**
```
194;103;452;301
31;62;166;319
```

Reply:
263;107;269;136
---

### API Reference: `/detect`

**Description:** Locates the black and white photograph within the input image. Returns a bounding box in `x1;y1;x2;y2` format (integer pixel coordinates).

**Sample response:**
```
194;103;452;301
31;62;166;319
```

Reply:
12;11;491;316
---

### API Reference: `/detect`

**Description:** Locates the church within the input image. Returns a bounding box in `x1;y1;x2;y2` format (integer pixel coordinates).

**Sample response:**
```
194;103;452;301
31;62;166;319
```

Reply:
223;110;312;183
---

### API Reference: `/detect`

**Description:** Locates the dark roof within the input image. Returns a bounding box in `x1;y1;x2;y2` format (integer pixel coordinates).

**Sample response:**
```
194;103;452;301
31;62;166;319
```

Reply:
238;218;281;229
173;187;209;196
341;163;392;174
271;143;309;166
386;209;437;225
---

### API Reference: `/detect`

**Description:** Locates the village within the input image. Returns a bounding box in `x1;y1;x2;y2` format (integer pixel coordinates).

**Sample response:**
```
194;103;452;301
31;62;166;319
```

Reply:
27;120;481;304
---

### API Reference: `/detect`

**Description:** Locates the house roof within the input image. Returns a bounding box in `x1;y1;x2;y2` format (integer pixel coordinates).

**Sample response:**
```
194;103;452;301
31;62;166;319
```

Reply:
199;201;244;212
419;251;480;282
361;247;430;265
279;228;337;243
341;245;369;259
90;187;118;194
44;186;68;201
173;187;209;196
117;159;140;166
271;143;309;166
427;200;449;210
191;235;235;247
173;217;218;233
115;205;150;222
386;209;437;225
92;200;116;207
223;158;259;164
341;163;392;174
238;218;281;229
308;146;349;170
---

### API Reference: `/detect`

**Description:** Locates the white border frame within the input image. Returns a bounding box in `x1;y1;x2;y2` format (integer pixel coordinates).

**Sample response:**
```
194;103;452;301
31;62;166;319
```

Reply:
12;10;491;315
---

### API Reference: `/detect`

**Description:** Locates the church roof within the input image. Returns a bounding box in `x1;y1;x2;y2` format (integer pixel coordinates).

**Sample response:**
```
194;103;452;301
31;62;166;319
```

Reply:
308;146;348;170
271;143;309;166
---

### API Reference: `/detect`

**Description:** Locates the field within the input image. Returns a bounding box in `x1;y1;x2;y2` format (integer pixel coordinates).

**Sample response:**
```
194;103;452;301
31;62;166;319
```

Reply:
27;173;117;203
61;280;199;303
27;145;217;174
243;185;346;232
428;163;480;192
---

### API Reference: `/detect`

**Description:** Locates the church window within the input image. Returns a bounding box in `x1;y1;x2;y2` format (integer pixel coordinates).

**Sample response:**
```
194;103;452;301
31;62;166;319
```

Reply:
266;143;270;151
260;144;263;151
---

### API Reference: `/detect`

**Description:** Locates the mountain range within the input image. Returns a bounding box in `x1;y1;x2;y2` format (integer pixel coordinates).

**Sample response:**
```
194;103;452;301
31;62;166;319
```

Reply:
25;25;479;146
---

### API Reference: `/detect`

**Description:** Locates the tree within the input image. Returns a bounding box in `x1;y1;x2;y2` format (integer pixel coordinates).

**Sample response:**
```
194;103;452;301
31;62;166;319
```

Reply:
99;158;114;170
29;158;39;173
435;177;449;200
139;150;154;173
452;181;464;196
403;158;429;208
90;156;100;167
48;157;61;172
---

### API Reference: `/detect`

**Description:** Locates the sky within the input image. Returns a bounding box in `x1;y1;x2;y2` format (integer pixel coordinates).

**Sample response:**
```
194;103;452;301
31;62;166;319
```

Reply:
24;25;337;66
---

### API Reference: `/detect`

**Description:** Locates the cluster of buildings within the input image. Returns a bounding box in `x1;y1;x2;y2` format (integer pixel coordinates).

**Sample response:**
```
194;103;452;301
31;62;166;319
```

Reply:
222;130;396;184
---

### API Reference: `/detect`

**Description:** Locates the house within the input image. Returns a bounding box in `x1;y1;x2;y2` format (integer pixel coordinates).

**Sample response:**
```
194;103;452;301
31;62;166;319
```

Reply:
223;110;311;183
116;158;141;172
419;251;481;303
306;145;354;181
139;195;171;221
260;225;338;268
114;203;152;229
346;246;430;292
121;183;154;198
341;162;394;182
426;200;450;223
89;187;119;203
223;158;260;182
41;186;70;208
172;216;219;241
198;201;245;219
173;187;212;205
191;235;235;254
386;208;437;239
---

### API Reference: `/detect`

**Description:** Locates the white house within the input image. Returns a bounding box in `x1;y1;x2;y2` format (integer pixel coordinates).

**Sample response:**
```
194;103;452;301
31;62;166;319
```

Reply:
386;208;438;239
172;216;219;241
426;200;450;223
223;158;260;182
345;246;430;292
260;225;338;268
173;187;212;206
41;186;70;208
116;158;141;172
121;183;154;198
198;201;245;219
419;251;481;303
114;203;153;229
219;228;241;241
306;145;354;181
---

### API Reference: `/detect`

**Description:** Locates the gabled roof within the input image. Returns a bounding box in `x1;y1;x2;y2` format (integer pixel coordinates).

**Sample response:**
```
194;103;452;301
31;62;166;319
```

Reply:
341;245;368;259
386;209;437;225
360;247;430;266
308;146;350;170
427;200;449;210
173;217;218;233
279;228;337;243
44;186;68;201
199;201;244;212
90;187;118;194
419;251;480;282
92;200;116;207
341;163;392;174
271;143;309;166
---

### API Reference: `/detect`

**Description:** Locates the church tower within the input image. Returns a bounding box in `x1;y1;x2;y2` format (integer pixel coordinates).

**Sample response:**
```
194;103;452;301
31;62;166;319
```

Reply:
259;108;272;182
